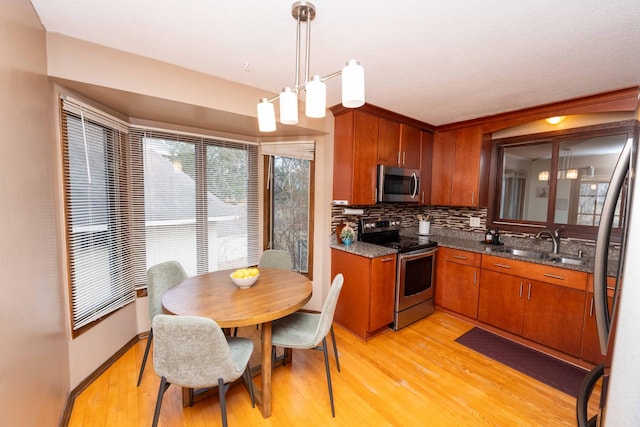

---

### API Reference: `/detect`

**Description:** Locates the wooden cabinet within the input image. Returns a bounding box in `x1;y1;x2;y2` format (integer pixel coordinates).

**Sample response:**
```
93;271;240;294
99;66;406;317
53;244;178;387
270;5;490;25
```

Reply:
377;120;422;169
332;110;379;205
331;249;396;340
419;130;433;205
399;124;422;169
431;125;489;207
377;117;401;166
477;269;526;335
478;254;587;356
435;248;481;318
581;275;615;364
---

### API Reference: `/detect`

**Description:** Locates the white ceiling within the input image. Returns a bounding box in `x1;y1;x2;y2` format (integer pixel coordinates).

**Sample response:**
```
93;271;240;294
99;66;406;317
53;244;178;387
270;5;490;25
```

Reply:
30;0;640;128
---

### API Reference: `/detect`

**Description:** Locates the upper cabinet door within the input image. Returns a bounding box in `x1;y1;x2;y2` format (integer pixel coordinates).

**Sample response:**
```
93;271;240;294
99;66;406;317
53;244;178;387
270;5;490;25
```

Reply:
377;118;401;166
333;110;379;205
431;125;487;207
399;124;422;169
431;130;455;206
451;125;484;206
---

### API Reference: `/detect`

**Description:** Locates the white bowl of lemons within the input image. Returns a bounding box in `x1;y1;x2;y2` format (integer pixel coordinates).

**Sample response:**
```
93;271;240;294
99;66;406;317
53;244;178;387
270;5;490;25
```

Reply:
230;267;260;288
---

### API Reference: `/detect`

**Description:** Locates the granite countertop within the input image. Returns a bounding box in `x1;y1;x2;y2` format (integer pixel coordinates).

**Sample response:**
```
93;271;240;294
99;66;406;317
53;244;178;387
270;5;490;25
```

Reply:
330;227;619;277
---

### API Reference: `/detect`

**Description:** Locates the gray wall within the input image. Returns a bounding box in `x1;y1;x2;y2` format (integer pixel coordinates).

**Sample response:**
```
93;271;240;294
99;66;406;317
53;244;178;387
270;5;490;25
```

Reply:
0;1;69;424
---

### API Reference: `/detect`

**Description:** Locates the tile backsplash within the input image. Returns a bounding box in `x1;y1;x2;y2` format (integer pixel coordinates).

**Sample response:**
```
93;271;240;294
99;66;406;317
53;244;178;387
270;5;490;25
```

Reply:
330;204;604;255
331;204;488;234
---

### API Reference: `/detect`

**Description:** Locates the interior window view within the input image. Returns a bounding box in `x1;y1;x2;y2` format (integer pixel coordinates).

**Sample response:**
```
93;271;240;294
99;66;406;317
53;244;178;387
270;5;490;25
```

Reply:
7;2;640;427
494;130;630;237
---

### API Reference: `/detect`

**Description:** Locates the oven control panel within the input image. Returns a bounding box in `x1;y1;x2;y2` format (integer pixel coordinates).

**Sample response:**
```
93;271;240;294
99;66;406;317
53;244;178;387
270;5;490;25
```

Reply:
359;217;402;235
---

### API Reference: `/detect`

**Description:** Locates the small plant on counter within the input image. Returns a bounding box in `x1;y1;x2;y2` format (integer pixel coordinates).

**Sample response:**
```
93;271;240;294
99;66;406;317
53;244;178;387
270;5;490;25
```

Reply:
340;223;355;245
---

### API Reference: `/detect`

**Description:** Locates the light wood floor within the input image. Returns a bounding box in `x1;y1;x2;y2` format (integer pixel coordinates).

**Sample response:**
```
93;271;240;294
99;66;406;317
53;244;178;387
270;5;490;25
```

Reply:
68;311;593;426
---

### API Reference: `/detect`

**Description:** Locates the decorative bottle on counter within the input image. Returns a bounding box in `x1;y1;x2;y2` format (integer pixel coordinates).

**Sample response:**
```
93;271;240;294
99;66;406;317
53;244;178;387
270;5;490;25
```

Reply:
485;228;494;243
340;223;355;245
335;221;346;244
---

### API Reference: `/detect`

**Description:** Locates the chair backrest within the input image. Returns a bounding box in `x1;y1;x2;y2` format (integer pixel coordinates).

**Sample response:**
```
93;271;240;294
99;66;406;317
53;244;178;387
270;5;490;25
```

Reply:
147;261;187;320
310;273;344;346
152;314;243;388
258;249;293;270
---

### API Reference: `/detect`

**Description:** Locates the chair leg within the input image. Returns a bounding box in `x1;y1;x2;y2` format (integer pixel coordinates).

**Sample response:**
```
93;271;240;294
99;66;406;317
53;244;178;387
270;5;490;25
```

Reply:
330;325;340;373
152;376;171;427
218;378;231;427
244;365;255;408
137;328;153;387
321;337;336;417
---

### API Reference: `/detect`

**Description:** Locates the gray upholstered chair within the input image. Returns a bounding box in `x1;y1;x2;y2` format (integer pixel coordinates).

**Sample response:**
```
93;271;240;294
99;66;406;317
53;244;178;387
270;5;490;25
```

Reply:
258;249;293;270
271;273;345;417
137;260;187;387
151;314;255;427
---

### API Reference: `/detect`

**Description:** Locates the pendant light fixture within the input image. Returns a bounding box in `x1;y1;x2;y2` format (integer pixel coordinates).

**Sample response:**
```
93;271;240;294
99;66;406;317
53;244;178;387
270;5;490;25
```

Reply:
257;2;365;132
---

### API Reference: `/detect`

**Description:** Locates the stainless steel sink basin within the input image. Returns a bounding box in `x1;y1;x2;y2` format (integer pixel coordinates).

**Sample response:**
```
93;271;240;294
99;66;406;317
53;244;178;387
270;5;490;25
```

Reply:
548;255;588;266
492;247;549;259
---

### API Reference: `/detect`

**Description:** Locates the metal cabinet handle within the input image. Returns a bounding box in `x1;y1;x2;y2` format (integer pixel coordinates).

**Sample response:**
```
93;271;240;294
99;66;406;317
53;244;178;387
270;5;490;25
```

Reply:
397;152;401;166
543;273;565;280
527;283;532;300
473;271;477;286
472;191;475;205
589;297;594;317
494;263;511;269
381;257;395;262
519;281;523;298
453;255;468;260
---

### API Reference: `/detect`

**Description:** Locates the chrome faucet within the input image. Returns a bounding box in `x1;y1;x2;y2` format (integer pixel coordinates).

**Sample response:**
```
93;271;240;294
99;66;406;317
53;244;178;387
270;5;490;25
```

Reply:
535;226;564;254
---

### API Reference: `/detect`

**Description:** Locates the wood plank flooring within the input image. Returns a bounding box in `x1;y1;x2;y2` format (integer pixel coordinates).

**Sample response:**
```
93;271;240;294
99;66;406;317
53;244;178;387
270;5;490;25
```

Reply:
67;312;596;426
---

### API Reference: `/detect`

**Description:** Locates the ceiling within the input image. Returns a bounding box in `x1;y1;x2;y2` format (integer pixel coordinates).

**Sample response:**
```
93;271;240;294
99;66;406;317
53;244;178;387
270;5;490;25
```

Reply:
30;0;640;132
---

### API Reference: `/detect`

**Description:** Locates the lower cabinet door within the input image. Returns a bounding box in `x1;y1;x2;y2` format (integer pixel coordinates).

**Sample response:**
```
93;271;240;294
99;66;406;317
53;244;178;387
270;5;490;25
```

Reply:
523;280;586;357
478;269;526;335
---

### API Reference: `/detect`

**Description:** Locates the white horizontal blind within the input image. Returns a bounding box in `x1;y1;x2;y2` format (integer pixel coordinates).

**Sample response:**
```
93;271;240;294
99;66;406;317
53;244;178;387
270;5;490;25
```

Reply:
261;141;315;161
131;128;260;277
61;97;137;331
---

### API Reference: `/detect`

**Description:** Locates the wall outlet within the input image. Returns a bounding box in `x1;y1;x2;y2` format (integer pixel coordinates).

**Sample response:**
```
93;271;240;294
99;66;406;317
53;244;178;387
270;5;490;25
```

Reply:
470;217;481;227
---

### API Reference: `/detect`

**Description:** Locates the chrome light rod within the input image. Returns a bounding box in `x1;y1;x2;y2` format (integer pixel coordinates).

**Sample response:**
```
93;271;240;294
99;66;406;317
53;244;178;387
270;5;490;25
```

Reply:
257;2;365;132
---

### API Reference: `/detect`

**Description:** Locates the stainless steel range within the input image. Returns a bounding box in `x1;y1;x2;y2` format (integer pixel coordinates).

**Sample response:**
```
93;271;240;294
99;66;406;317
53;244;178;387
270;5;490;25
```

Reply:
358;217;438;330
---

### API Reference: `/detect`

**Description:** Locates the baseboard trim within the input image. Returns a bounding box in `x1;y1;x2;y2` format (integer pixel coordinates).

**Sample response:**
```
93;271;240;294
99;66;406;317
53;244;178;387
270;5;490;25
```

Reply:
58;333;146;427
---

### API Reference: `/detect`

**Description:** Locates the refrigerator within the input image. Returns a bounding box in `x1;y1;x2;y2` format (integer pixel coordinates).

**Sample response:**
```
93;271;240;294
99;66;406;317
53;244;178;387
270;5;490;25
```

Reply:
577;134;640;426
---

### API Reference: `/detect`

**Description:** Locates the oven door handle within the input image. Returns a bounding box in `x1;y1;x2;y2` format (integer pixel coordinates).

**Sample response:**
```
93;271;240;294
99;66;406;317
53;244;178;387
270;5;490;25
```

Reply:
399;248;438;261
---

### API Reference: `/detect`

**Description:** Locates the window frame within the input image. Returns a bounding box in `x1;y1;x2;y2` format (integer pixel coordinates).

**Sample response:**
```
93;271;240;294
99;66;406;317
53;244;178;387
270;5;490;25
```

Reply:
262;153;315;280
487;120;639;241
60;97;260;337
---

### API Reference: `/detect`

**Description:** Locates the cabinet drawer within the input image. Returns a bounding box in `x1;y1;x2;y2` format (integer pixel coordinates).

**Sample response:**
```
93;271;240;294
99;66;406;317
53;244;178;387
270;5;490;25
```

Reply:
440;248;481;267
482;254;587;291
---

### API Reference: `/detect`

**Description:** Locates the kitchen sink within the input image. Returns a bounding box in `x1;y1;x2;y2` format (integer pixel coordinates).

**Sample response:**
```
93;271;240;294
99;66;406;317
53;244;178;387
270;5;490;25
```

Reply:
548;255;588;266
491;247;549;259
491;246;589;266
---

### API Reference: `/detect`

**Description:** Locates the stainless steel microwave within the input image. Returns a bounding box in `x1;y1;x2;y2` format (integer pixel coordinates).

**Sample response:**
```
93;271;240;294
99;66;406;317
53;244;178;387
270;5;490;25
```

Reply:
377;165;420;203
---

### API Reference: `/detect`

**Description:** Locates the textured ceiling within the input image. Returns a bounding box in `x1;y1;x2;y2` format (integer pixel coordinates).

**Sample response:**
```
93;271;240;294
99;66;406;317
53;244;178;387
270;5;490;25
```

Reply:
31;0;640;127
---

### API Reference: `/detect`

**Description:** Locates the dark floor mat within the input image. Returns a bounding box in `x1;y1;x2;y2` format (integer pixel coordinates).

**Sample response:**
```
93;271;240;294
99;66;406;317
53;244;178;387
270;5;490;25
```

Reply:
455;327;588;396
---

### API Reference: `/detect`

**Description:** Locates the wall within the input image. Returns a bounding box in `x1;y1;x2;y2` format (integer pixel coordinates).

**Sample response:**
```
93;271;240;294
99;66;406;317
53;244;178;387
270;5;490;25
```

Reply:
0;1;69;425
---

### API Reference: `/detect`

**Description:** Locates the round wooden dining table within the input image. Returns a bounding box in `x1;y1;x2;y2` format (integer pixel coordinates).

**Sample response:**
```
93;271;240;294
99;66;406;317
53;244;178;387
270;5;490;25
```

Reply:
161;267;313;418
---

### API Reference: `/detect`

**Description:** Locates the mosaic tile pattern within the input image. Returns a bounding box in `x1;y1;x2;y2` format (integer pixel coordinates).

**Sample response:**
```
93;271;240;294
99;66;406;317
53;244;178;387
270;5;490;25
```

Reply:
330;203;618;260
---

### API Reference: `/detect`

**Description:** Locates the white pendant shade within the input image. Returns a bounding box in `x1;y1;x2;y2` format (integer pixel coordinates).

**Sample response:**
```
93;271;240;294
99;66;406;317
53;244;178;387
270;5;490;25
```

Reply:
255;3;364;131
341;60;365;108
280;87;299;125
257;98;276;132
305;75;326;118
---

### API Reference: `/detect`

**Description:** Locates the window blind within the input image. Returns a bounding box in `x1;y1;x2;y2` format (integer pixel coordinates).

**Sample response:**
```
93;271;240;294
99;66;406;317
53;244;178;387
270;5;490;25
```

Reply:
260;141;315;161
130;127;260;277
61;97;137;331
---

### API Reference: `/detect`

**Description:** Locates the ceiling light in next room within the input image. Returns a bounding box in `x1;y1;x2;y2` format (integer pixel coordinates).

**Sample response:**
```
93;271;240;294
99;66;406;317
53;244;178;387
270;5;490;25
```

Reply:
545;116;566;125
256;2;365;132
